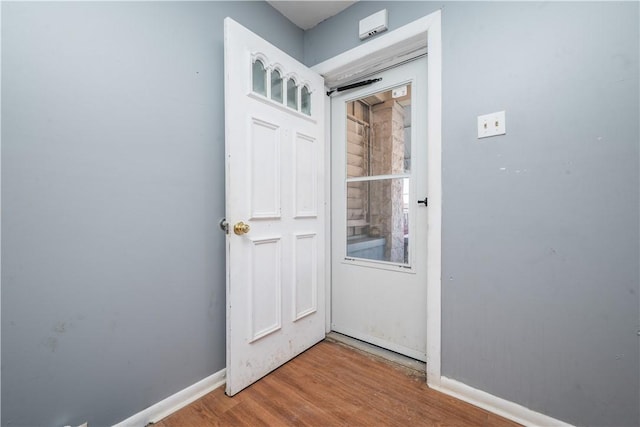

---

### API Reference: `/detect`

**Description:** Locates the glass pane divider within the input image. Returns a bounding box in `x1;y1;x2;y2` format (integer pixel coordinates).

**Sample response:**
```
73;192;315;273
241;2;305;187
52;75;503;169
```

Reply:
346;173;411;183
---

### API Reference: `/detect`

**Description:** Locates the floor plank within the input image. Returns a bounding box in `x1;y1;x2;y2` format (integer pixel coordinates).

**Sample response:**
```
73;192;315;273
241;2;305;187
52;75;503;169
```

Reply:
157;340;521;426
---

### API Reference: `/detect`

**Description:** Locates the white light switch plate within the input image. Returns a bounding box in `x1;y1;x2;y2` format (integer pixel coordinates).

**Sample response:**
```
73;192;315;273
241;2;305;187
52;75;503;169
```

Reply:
477;110;506;138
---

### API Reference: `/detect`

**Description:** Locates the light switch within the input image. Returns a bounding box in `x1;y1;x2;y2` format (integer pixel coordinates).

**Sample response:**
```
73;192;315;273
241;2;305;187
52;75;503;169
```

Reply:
477;111;506;139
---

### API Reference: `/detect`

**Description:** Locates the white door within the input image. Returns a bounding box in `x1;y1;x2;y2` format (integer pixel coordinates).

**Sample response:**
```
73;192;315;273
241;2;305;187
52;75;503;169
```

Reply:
224;18;325;396
331;58;428;361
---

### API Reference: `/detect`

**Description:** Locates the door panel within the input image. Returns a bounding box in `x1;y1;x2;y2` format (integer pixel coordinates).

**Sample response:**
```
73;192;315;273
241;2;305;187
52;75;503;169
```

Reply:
224;18;325;396
250;118;281;219
249;237;281;342
331;58;428;361
293;133;317;218
293;233;317;320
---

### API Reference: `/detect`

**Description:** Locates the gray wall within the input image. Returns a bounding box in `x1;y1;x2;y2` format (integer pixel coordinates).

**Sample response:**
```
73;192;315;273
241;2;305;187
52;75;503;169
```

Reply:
3;1;639;426
1;2;302;426
306;2;639;426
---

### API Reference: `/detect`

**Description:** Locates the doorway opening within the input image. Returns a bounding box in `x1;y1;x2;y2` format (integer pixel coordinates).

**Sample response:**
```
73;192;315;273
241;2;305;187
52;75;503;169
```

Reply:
330;57;428;362
313;9;442;385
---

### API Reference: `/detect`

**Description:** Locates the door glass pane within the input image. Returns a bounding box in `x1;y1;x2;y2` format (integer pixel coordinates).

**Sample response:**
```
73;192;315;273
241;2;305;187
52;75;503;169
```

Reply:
252;60;267;96
345;85;412;178
301;86;311;115
345;83;413;266
346;178;409;264
287;79;298;110
271;69;283;103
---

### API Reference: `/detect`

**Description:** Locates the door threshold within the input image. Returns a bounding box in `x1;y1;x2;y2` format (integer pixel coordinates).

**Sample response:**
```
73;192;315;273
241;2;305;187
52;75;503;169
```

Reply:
325;331;426;374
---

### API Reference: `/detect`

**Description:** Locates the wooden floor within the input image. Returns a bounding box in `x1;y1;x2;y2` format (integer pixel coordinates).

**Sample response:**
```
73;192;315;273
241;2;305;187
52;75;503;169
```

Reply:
156;340;520;426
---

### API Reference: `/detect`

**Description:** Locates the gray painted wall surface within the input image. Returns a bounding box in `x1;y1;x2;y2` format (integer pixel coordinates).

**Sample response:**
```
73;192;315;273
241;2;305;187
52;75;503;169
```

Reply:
1;2;302;426
306;2;639;426
3;1;639;426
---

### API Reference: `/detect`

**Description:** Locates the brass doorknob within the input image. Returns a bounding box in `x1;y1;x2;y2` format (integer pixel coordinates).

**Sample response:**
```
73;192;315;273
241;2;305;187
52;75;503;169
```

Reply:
233;221;250;235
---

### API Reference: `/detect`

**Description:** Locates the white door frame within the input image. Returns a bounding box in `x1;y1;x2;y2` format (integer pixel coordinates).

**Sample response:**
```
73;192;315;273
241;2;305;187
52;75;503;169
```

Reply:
312;10;442;387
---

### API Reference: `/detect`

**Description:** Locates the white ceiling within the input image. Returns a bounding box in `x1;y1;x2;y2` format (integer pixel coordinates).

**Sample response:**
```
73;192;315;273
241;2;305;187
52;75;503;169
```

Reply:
267;1;357;30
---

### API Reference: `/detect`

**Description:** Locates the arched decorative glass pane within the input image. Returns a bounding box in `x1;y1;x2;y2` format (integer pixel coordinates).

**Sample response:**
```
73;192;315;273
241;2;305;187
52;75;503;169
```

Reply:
301;86;311;115
252;60;267;96
271;69;283;103
287;79;298;110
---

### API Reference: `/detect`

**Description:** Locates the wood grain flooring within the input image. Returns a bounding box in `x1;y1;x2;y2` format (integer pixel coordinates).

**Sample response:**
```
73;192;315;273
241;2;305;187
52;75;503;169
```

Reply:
155;340;520;427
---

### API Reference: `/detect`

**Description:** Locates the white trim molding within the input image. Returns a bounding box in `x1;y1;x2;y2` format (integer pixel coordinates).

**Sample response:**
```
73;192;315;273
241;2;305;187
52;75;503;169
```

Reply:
113;368;226;427
312;9;443;388
313;12;438;89
432;377;575;427
323;75;332;335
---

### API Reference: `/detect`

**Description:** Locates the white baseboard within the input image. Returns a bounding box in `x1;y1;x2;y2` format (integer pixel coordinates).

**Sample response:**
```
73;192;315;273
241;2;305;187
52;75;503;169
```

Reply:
430;376;574;427
113;368;226;427
112;367;572;427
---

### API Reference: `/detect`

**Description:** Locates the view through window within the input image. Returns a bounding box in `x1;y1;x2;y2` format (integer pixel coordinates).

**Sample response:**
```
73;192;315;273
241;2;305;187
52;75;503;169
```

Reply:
345;85;412;265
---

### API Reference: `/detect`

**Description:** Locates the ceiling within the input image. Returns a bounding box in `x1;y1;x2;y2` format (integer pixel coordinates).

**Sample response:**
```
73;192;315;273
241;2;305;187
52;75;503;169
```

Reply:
267;1;357;30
